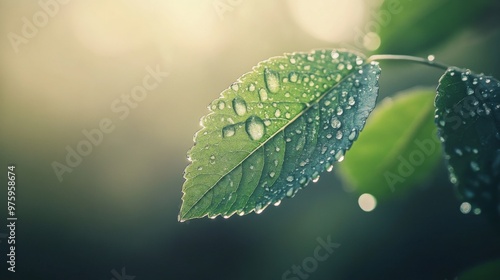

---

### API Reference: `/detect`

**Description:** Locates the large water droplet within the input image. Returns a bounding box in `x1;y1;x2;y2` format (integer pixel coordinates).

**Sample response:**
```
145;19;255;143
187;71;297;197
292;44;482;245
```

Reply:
289;72;299;83
222;125;236;138
331;117;341;129
264;68;280;93
232;97;247;116
286;188;294;197
245;116;265;141
286;176;294;182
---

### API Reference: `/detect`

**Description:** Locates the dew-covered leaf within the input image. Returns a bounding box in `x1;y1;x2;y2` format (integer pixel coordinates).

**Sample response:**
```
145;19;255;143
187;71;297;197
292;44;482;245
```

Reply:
435;67;500;220
339;89;441;199
179;49;381;221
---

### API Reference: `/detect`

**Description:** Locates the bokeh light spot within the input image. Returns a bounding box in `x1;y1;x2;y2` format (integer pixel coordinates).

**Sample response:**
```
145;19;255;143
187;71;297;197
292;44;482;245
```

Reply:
288;0;365;43
358;193;377;212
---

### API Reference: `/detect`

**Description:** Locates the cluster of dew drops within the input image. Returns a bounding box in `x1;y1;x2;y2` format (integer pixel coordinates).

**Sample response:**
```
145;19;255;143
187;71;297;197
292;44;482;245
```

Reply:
204;50;376;217
438;67;500;217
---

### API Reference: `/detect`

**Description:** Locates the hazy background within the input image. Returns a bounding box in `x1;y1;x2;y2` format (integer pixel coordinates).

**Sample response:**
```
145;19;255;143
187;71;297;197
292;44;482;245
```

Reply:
1;0;500;279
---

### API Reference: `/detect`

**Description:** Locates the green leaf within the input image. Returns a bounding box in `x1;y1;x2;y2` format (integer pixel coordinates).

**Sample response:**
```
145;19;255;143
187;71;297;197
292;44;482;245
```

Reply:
435;67;500;220
377;0;493;54
179;49;381;221
339;89;442;199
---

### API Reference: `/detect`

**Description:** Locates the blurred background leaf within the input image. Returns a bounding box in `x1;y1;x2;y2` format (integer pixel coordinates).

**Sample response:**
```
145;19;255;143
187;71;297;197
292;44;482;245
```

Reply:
377;0;499;55
339;89;441;200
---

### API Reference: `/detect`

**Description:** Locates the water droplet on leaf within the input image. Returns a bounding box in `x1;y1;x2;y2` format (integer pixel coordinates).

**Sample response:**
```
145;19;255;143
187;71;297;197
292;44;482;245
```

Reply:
259;88;268;102
232;97;247;116
348;129;357;141
289;72;298;83
331;117;341;129
248;83;256;92
335;150;345;162
245;116;265;141
264;68;280;93
217;101;226;110
222;125;236;138
231;83;239;91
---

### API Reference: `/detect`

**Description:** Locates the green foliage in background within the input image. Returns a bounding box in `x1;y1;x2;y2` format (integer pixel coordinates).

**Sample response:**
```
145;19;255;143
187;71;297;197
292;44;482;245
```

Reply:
339;89;441;199
378;0;493;54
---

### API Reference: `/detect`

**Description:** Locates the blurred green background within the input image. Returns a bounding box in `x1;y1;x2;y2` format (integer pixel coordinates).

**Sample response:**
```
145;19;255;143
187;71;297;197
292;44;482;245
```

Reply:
1;0;500;279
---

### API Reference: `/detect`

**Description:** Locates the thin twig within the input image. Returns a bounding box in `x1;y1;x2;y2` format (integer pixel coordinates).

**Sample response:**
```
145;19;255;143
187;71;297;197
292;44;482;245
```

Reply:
367;54;450;70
